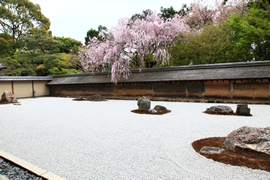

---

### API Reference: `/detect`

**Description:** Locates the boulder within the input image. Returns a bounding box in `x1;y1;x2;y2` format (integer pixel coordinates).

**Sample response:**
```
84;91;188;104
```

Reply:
224;126;270;155
200;146;225;154
236;104;250;115
154;105;167;110
87;94;105;101
205;105;233;114
137;96;150;110
78;96;84;100
1;91;18;103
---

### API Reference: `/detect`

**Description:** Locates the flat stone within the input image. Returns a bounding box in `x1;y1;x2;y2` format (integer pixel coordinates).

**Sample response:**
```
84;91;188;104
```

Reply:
205;105;233;114
200;146;225;154
154;105;167;110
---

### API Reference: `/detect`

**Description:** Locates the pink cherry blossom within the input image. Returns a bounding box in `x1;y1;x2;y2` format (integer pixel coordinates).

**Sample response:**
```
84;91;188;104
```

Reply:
80;13;189;83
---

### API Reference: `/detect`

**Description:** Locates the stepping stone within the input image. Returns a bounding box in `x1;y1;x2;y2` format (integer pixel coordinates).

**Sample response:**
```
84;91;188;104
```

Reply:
200;146;225;154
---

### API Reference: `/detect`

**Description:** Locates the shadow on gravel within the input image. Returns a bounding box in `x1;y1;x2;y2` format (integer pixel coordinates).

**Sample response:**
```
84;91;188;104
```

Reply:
192;137;270;172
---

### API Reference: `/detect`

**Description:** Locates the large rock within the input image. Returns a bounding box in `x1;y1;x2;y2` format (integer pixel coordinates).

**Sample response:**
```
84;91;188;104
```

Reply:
154;105;167;110
224;126;270;155
1;91;18;103
87;94;105;101
236;104;250;115
137;96;151;110
205;105;233;114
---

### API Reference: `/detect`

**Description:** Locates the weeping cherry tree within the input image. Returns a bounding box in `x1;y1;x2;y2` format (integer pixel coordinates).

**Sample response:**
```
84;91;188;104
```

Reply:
80;13;189;83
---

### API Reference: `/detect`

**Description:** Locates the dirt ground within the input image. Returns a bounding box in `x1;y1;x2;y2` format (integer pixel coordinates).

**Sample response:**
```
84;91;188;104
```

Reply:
0;101;20;105
131;109;171;115
192;137;270;172
203;112;252;116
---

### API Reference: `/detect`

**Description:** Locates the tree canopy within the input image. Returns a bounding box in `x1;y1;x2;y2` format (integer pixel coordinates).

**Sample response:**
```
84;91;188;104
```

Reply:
227;0;270;60
85;25;107;45
0;0;50;42
160;4;190;20
170;24;243;66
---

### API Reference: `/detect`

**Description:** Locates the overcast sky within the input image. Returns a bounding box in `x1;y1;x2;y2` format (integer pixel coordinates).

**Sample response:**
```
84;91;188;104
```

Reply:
30;0;195;44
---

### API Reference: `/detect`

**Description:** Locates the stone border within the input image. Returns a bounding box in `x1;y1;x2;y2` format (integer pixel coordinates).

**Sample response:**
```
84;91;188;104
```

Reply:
0;150;65;180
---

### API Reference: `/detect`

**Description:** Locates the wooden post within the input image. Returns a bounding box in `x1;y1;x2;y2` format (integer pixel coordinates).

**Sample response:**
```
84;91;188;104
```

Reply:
185;82;188;98
152;82;154;97
32;81;36;97
11;81;14;95
32;81;34;91
230;80;234;99
269;80;270;100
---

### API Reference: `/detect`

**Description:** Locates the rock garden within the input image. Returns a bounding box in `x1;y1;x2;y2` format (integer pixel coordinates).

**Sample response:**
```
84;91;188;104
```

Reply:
1;95;269;178
204;104;252;116
131;96;171;115
192;126;270;172
194;103;269;172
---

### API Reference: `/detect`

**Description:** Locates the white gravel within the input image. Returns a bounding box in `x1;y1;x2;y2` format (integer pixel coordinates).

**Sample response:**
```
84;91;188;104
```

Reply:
0;97;270;179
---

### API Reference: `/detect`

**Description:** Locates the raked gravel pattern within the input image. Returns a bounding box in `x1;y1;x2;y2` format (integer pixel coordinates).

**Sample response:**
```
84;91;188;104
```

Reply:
0;97;270;179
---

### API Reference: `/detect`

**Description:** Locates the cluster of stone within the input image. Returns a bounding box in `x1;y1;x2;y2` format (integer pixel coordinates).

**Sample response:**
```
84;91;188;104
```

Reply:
137;96;167;113
224;126;270;155
205;104;251;115
1;91;18;103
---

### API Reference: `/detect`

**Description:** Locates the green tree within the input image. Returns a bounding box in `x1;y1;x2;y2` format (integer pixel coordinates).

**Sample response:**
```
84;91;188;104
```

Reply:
0;32;15;57
85;25;107;45
170;24;244;66
0;49;83;76
227;0;270;61
131;9;153;21
54;36;82;53
25;27;60;54
0;0;50;42
160;4;190;20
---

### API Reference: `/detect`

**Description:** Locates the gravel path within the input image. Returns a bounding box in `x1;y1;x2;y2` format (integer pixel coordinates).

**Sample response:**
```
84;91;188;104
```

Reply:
0;97;270;179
